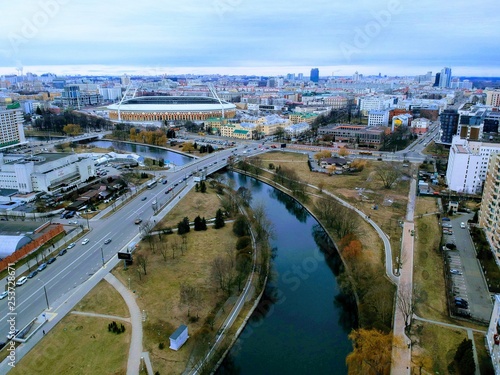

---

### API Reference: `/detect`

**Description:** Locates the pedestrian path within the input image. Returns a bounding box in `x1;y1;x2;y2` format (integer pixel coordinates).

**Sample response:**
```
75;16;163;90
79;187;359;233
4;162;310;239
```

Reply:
71;310;130;323
104;273;143;375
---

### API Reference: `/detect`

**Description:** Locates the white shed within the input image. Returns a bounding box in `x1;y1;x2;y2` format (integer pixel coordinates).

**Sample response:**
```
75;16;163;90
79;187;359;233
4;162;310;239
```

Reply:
169;325;189;351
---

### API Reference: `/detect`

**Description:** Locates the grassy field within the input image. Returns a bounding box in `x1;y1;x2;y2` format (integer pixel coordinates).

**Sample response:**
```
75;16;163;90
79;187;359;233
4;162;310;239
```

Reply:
474;331;494;374
413;198;448;321
154;188;223;230
411;321;467;374
74;279;130;318
113;186;240;375
10;315;130;375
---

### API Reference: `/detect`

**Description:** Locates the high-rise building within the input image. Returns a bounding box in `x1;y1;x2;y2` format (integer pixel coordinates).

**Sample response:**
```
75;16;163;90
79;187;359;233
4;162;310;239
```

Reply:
0;109;25;149
433;73;441;87
479;152;500;258
310;68;319;83
439;109;459;143
297;73;304;81
485;89;500;107
121;74;130;86
439;67;452;88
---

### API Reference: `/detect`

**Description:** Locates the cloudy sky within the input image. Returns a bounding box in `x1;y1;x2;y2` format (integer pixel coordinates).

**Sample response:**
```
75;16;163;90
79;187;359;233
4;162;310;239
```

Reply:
0;0;498;77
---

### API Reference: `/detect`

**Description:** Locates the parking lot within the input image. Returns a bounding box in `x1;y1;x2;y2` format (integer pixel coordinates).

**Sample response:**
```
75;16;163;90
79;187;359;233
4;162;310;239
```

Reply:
443;213;493;322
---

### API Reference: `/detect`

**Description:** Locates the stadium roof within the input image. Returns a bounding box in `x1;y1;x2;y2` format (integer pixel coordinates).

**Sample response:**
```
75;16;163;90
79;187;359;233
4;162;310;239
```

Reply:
108;96;236;113
0;235;31;259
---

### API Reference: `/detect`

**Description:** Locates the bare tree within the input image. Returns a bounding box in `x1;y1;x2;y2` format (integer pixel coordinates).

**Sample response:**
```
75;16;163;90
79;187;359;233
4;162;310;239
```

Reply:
159;240;168;262
171;236;179;259
252;201;274;243
136;253;148;275
314;196;359;238
375;162;402;189
179;282;200;317
397;283;414;332
210;256;235;294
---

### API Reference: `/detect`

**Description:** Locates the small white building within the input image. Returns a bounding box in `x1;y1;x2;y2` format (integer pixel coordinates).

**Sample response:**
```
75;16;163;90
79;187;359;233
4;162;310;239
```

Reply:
169;325;189;351
368;110;389;127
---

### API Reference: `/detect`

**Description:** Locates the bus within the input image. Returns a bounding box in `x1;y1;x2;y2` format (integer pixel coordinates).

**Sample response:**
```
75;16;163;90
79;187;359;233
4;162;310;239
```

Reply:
147;180;157;189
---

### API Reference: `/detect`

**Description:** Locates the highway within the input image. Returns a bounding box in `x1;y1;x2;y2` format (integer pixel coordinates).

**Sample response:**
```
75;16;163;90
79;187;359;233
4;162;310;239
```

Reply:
0;144;266;342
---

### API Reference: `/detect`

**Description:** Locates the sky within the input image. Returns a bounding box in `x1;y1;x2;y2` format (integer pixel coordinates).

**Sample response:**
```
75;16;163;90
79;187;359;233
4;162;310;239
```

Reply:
0;0;499;77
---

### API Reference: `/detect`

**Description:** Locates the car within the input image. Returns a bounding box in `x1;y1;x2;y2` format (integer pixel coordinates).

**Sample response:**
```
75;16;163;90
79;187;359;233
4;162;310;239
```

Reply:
82;238;90;245
28;270;38;278
450;269;462;275
141;197;147;201
460;222;466;229
165;190;170;194
134;218;142;225
162;180;168;185
37;263;47;272
442;217;451;221
104;238;112;244
69;220;78;225
58;249;67;256
455;300;468;308
174;183;178;186
47;257;56;264
0;291;8;300
15;276;28;286
67;242;76;249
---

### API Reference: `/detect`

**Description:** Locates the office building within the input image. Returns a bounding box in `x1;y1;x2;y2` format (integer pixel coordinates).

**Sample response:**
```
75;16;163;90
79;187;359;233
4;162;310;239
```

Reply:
439;67;452;88
439;109;459;144
368;110;389;127
0;109;26;149
310;68;319;83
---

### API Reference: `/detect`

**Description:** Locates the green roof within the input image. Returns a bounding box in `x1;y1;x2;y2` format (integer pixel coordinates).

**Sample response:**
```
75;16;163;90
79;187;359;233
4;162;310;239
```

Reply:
233;129;249;134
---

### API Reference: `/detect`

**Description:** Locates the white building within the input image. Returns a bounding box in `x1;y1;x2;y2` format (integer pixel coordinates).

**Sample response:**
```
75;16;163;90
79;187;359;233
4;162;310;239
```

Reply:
486;90;500;107
99;87;122;101
169;325;188;351
486;295;500;374
368;110;389;127
445;136;500;194
0;109;26;149
411;117;430;135
284;122;311;137
0;152;95;194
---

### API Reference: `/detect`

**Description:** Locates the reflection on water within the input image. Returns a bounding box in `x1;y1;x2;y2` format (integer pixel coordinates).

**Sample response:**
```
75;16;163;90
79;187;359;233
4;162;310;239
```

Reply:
217;172;352;375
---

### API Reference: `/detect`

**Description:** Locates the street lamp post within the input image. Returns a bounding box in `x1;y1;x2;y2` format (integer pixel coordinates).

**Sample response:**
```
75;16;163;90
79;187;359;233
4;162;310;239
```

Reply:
38;279;49;310
100;247;105;267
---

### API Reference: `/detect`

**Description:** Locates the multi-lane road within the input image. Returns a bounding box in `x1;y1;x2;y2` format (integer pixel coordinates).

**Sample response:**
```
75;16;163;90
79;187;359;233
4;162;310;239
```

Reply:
0;144;267;343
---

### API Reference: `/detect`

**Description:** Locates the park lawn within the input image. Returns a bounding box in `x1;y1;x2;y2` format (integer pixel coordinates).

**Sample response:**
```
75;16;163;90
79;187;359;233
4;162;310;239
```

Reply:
113;224;238;375
411;321;467;375
155;187;223;230
413;211;448;321
74;279;130;318
415;196;439;217
10;315;129;375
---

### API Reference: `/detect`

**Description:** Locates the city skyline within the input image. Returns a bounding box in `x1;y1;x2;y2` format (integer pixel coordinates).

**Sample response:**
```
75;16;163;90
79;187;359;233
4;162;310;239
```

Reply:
0;0;499;77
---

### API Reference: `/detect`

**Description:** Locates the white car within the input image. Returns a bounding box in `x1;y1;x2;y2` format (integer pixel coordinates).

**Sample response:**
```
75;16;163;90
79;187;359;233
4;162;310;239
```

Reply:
0;291;8;299
15;276;28;286
82;238;90;245
460;222;466;229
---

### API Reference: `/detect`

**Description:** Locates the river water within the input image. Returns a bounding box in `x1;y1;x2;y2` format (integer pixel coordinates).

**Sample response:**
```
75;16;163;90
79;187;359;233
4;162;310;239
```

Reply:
217;172;353;375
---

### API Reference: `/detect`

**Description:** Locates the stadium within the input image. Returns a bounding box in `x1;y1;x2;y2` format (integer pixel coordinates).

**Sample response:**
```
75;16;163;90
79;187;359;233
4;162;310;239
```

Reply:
107;96;237;122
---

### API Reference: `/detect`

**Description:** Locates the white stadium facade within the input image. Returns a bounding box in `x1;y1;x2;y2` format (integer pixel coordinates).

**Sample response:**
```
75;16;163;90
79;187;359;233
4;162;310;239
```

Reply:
107;96;237;122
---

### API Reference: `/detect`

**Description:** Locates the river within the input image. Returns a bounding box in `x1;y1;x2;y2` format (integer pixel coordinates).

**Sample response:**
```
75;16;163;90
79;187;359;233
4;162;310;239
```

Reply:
217;171;354;375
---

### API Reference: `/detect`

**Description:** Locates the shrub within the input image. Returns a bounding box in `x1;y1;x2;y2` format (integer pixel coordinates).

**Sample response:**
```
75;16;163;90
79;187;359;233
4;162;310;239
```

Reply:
236;236;252;250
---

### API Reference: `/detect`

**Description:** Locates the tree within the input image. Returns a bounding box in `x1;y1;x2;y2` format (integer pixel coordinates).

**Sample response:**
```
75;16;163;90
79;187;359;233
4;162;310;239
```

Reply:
338;147;350;157
346;329;401;375
314;197;359;238
233;215;249;237
342;238;362;260
179;282;200;317
177;217;190;235
214;209;225;229
396;283;414;332
182;142;195;153
200;181;207;193
236;186;252;206
314;150;332;163
136;253;148;276
194;215;203;231
236;236;252;250
454;339;475;375
210;255;234;294
62;123;81;136
375;162;402;189
159;240;169;262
